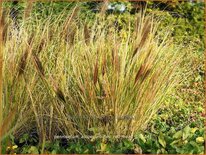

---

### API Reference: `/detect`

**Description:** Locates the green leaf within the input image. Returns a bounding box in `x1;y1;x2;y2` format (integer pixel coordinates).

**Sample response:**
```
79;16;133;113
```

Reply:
158;132;166;148
19;134;29;143
173;130;182;139
170;139;181;146
168;127;176;135
9;135;15;144
123;140;133;148
139;134;146;143
28;146;39;154
190;141;199;150
183;125;191;140
51;150;57;154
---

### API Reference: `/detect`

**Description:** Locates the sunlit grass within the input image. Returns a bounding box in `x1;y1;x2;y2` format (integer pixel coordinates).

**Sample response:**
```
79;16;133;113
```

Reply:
1;4;186;144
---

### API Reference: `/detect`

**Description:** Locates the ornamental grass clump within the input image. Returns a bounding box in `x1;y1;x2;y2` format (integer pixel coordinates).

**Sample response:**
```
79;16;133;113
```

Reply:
2;5;184;142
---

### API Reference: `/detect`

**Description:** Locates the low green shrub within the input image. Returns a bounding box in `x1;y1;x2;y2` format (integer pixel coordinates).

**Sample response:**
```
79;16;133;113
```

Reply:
3;124;204;154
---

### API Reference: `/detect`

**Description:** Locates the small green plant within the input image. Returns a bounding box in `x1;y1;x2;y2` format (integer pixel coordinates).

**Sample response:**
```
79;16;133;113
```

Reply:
135;125;204;154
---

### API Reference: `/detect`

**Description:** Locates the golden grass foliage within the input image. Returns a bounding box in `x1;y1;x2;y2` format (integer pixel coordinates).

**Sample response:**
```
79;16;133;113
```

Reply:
2;6;185;142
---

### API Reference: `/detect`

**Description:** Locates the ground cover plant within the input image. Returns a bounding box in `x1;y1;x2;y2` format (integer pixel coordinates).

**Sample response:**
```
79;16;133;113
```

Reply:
0;1;204;154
